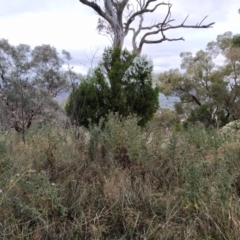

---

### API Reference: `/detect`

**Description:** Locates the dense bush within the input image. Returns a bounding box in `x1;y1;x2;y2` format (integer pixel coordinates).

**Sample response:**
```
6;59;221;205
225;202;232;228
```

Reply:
65;47;159;128
153;108;180;130
1;115;240;239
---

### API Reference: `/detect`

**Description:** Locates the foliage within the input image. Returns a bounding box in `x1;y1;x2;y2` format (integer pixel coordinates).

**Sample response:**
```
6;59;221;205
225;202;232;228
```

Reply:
185;104;212;127
153;108;180;130
158;32;240;128
221;119;240;136
0;39;81;141
65;47;159;128
1;116;240;239
232;34;240;48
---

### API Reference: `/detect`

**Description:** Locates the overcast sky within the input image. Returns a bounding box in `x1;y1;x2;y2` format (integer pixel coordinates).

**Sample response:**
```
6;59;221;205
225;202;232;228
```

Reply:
0;0;239;74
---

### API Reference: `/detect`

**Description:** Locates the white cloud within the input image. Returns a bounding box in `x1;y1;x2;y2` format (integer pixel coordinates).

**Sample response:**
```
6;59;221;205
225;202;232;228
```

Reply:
0;12;104;48
0;0;239;74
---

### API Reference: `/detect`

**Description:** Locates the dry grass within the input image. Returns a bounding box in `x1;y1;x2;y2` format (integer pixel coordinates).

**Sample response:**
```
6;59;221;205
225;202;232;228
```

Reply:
1;116;240;239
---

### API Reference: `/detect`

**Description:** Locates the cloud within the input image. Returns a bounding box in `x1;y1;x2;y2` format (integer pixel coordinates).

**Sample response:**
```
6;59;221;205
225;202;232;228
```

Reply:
0;0;79;17
0;0;239;74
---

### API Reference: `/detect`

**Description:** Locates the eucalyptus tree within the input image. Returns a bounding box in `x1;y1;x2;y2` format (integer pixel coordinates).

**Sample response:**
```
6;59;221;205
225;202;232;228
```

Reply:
158;32;240;128
79;0;215;54
0;39;75;141
207;32;240;122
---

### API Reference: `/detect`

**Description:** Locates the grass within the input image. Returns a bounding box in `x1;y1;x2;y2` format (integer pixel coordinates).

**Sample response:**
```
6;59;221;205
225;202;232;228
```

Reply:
1;114;240;239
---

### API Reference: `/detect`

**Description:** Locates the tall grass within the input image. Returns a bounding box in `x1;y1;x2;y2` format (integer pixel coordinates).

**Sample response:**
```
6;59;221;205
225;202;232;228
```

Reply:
1;114;240;239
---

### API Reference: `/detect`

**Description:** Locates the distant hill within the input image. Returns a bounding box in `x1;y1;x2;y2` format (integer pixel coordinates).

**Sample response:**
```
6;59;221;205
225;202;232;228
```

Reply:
159;93;179;109
56;92;179;110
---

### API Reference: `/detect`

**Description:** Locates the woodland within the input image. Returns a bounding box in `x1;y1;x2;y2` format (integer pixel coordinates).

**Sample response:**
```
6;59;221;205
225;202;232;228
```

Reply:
1;1;240;239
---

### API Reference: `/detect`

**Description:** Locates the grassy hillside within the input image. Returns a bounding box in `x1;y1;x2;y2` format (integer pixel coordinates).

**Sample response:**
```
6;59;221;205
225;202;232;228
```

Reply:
0;114;240;239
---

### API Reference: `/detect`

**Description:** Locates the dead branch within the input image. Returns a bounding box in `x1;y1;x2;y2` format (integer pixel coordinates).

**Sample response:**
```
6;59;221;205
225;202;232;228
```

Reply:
79;0;215;54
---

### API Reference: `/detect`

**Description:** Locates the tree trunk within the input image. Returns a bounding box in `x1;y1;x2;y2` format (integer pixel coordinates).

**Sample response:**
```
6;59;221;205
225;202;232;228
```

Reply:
113;25;124;49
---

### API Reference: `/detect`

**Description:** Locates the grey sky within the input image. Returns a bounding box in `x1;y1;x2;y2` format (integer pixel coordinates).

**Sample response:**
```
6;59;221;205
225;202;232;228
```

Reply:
0;0;239;74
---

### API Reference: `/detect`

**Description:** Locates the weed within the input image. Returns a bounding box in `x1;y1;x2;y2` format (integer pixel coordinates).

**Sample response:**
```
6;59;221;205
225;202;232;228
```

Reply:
1;117;240;239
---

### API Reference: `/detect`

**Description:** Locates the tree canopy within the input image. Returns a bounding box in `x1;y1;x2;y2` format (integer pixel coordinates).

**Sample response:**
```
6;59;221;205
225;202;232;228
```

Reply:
158;32;240;128
0;39;81;139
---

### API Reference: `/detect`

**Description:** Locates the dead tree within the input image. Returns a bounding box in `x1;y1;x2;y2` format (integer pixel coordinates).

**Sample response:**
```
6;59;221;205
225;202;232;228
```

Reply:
79;0;215;54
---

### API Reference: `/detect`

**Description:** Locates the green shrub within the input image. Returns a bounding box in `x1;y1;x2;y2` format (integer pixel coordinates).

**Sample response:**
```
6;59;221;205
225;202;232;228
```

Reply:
65;47;159;128
1;118;240;239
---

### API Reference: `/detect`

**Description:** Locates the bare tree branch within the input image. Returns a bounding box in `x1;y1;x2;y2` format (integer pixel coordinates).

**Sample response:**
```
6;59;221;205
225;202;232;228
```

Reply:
124;1;171;36
79;0;109;21
79;0;215;54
